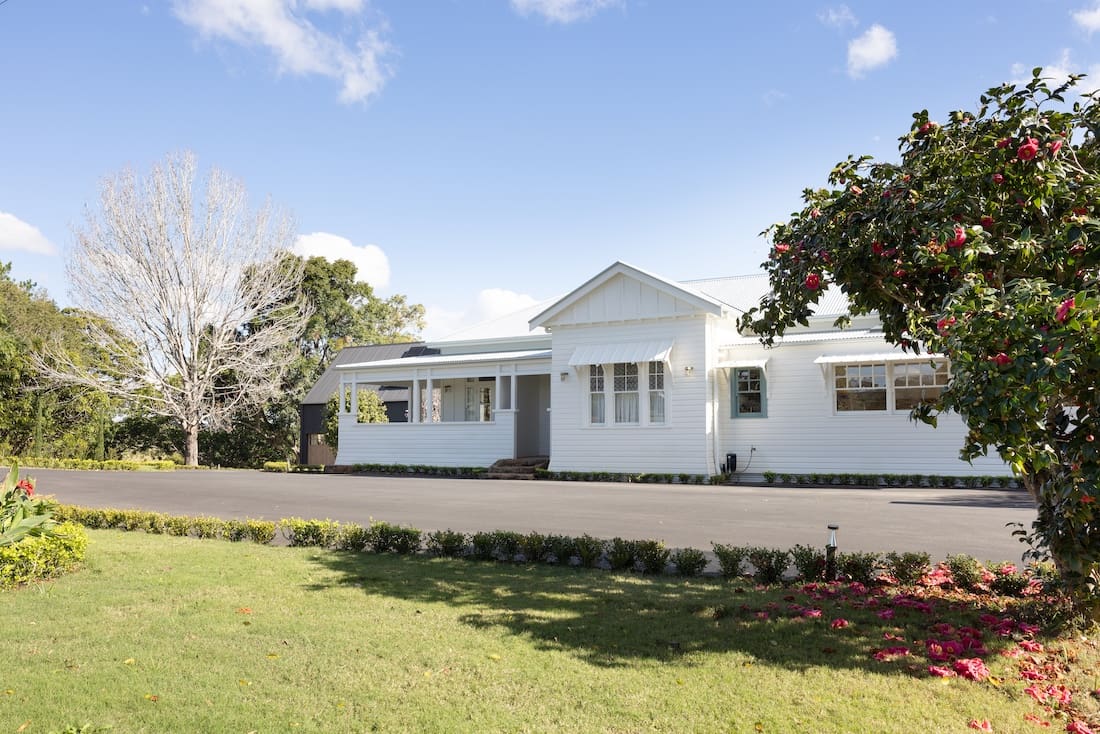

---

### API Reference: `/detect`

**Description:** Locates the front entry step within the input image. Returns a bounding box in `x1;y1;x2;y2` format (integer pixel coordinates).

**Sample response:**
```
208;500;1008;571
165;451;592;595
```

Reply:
484;456;549;480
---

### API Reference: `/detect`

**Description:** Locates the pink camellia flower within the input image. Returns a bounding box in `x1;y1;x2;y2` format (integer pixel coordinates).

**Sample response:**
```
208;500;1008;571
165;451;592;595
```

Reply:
968;720;993;732
830;618;849;629
877;609;896;620
936;316;956;334
1049;140;1063;156
980;215;994;228
872;241;884;255
928;665;957;678
953;657;991;682
805;273;821;290
1018;137;1040;161
919;121;938;134
993;173;1005;184
949;226;967;247
1019;639;1044;653
1018;622;1040;636
1023;712;1050;727
1055;297;1075;323
774;243;791;255
997;563;1017;575
872;646;910;661
802;608;822;619
1066;722;1093;734
992;353;1012;366
996;138;1011;149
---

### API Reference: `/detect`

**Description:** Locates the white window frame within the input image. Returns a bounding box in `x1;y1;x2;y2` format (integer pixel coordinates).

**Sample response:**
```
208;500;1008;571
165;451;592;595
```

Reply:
832;361;950;414
586;361;668;427
648;362;666;424
588;364;606;425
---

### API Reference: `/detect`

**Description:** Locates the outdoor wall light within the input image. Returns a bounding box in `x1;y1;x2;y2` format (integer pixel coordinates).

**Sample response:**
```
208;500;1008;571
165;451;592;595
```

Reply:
560;372;569;381
683;365;695;376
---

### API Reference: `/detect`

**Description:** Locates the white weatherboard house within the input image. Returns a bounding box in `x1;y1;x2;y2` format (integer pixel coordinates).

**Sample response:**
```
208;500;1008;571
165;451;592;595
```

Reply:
333;262;1006;478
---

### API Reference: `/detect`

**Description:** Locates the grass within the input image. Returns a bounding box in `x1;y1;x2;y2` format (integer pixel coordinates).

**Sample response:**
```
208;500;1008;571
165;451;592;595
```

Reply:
1;531;1098;733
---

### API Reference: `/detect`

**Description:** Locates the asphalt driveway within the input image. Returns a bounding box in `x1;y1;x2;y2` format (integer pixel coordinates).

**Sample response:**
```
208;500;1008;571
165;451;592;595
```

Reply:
22;468;1038;562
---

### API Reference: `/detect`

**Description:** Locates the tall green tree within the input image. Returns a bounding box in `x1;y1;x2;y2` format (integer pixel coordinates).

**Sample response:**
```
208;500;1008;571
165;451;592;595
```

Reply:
741;71;1100;610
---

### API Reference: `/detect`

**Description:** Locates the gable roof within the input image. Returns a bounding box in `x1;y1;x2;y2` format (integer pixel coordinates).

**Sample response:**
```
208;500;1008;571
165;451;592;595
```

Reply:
529;261;727;329
685;273;852;317
301;342;436;405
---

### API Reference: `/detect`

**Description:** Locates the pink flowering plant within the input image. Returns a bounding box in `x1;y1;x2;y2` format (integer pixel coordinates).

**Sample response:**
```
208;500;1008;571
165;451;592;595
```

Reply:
741;70;1100;612
0;464;58;547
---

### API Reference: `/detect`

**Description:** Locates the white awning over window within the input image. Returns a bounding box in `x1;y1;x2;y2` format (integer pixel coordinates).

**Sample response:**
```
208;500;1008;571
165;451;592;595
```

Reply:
717;357;770;373
813;352;944;366
567;341;674;368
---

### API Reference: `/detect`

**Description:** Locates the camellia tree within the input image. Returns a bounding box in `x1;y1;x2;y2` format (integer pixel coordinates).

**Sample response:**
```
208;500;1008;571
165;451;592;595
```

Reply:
739;70;1100;610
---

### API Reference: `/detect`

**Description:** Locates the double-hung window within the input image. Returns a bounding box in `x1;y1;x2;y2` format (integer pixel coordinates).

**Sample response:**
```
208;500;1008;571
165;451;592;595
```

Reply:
589;365;606;424
893;362;949;410
613;363;639;424
732;367;765;417
648;362;665;424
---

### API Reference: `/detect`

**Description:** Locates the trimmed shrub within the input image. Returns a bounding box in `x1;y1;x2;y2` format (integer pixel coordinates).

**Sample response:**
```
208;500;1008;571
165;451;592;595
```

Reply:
545;534;576;566
145;513;169;534
469;531;497;561
391;527;422;555
281;518;340;547
190;516;225;539
989;564;1030;597
165;515;192;537
635;540;670;575
262;462;290;472
426;529;467;557
747;547;790;585
606;538;638;572
836;551;881;585
711;543;749;579
335;523;371;552
946;554;984;591
0;522;88;588
573;534;605;568
245;520;276;545
518;532;549;563
671;547;707;577
491;530;522;562
222;519;249;542
789;544;826;582
884;551;931;585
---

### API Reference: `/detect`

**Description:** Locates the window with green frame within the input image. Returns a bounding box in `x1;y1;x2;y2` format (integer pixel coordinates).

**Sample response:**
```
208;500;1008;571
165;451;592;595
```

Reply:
731;367;766;417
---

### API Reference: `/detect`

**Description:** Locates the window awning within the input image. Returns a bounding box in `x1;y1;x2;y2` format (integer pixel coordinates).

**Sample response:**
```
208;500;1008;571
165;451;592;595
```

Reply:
813;352;945;365
567;340;674;368
717;357;770;372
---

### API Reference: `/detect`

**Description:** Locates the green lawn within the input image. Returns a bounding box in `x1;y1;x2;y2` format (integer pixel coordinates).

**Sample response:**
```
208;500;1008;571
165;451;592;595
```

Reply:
1;531;1097;733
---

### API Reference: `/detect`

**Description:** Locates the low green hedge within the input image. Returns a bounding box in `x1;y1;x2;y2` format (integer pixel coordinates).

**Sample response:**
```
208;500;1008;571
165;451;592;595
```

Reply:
3;456;184;471
0;521;88;589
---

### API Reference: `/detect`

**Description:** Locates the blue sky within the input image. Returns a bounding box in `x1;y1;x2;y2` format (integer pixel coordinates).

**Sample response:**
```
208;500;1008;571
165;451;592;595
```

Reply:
3;0;1100;339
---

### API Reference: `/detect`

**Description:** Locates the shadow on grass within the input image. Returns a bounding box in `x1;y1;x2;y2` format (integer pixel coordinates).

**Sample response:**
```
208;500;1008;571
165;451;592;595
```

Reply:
306;550;1028;673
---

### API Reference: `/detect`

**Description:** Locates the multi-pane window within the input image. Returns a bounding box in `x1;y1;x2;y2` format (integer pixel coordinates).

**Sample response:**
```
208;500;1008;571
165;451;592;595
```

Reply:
893;362;950;410
833;362;949;412
648;362;665;424
732;367;765;417
589;364;605;424
835;364;888;411
613;363;639;424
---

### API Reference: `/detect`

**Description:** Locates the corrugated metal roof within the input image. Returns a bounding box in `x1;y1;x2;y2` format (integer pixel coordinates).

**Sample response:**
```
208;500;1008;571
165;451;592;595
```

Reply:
567;341;674;367
301;343;435;405
336;349;552;371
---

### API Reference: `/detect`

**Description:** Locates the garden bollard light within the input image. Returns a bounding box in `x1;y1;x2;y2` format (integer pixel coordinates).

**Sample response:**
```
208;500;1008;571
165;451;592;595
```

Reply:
825;524;839;581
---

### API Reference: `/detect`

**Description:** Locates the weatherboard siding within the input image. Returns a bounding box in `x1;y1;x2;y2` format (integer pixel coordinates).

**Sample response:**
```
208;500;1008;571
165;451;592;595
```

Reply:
716;339;1008;477
547;317;712;474
334;411;515;468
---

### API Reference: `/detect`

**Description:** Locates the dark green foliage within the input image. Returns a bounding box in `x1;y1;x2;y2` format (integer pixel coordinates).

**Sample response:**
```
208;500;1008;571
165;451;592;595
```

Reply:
606;538;638;572
335;523;371;551
790;544;826;582
885;551;932;584
711;543;749;579
469;531;497;561
747;547;790;585
635;540;670;575
518;532;549;563
544;534;575;565
836;551;881;585
426;529;468;557
671;547;707;577
281;518;340;547
946;554;984;592
573;534;605;568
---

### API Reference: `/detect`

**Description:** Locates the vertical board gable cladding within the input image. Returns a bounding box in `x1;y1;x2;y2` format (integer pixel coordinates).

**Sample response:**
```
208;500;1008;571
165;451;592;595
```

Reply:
556;273;706;327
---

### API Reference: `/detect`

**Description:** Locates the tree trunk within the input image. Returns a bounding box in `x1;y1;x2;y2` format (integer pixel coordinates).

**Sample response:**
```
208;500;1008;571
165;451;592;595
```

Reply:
185;424;200;467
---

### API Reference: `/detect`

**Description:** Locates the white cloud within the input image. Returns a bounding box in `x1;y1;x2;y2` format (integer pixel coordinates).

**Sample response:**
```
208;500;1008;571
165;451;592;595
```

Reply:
1072;1;1100;33
847;24;897;78
0;212;58;255
1010;50;1100;95
423;289;542;341
762;89;788;107
818;5;857;30
293;232;390;288
172;0;390;104
510;0;621;24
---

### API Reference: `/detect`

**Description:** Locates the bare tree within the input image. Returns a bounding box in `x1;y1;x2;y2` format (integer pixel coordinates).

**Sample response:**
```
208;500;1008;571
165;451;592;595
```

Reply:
38;152;311;465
